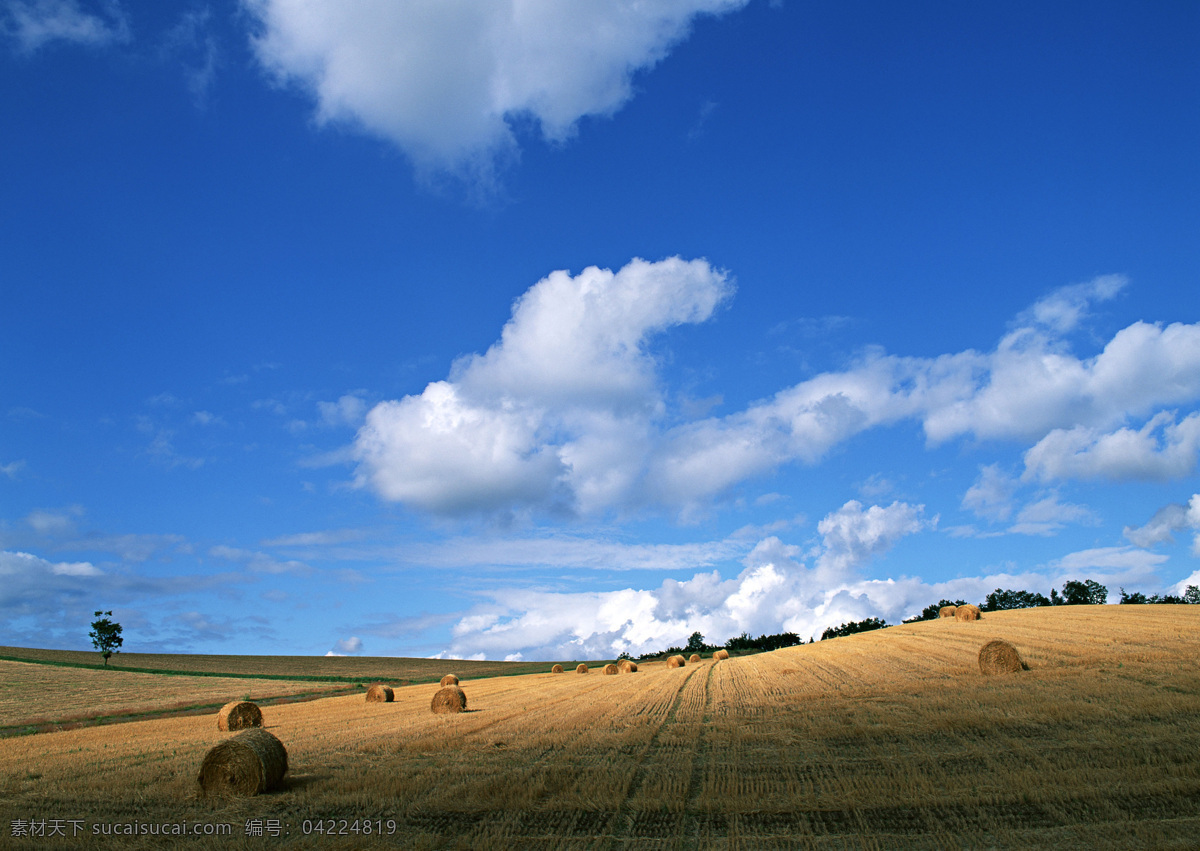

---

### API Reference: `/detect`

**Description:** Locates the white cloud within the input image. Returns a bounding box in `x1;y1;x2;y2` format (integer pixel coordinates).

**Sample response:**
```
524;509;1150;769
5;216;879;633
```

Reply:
353;269;1200;521
3;0;130;54
1048;546;1168;597
326;636;363;656
25;506;83;535
961;464;1019;521
438;501;931;659
208;544;313;576
353;257;732;516
1023;411;1200;482
1127;494;1200;556
1124;501;1193;548
162;6;218;106
435;530;1186;660
1007;493;1094;537
243;0;749;178
319;394;368;428
1191;495;1200;557
1;459;25;479
1017;274;1126;334
815;500;930;575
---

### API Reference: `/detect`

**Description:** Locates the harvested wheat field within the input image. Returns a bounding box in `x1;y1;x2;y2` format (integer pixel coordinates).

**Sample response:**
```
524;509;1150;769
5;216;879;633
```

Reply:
0;660;352;734
2;606;1198;849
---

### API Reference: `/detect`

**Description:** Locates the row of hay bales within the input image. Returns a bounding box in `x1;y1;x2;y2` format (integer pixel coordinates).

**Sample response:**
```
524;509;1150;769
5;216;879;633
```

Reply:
366;673;466;712
198;631;1023;799
553;650;729;674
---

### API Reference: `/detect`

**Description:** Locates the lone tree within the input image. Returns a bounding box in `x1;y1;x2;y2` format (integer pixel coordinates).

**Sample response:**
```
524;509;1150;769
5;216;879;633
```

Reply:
89;610;123;666
685;631;706;653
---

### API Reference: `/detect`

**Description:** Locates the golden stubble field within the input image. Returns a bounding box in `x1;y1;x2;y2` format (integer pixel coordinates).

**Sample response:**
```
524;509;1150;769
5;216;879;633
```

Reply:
1;605;1198;849
0;661;358;732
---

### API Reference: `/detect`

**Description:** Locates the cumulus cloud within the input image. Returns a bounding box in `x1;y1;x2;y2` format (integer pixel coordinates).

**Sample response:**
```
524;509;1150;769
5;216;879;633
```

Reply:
814;500;931;574
1023;411;1200;482
3;0;130;53
353;257;732;516
353;268;1200;522
437;500;929;659
243;0;749;178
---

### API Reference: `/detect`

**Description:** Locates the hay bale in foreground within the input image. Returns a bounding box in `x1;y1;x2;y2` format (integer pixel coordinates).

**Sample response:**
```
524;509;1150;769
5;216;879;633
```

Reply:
365;684;393;703
216;700;262;732
576;663;588;673
603;663;619;675
667;655;686;668
689;653;702;664
939;605;958;618
440;674;460;686
551;664;564;673
197;728;287;797
979;639;1028;674
617;659;638;673
955;604;981;622
713;649;730;660
431;685;467;714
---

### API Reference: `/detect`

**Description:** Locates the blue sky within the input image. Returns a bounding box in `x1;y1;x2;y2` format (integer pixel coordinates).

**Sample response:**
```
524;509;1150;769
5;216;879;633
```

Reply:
2;0;1198;661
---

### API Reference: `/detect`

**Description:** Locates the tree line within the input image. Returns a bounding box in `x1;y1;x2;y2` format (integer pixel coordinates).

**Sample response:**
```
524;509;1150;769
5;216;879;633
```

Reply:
823;579;1200;643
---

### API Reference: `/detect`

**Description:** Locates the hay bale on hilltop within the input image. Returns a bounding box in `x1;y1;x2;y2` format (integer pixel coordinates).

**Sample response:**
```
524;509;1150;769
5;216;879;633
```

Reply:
431;685;467;714
603;663;619;675
576;663;588;674
617;659;638;673
713;649;730;660
689;653;702;664
979;639;1028;674
939;605;958;618
440;674;460;686
365;684;394;703
197;728;287;797
216;701;262;732
667;655;686;668
955;604;981;622
551;664;564;673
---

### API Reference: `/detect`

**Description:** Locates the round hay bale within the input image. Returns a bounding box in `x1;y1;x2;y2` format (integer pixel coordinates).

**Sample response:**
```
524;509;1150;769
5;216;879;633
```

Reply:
689;653;702;664
713;649;730;661
617;659;638;673
979;639;1028;674
551;664;564;673
197;728;287;797
955;604;981;622
430;685;467;714
603;663;619;675
667;655;686;668
365;684;394;703
216;700;263;732
439;674;460;686
576;663;588;674
939;605;958;618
